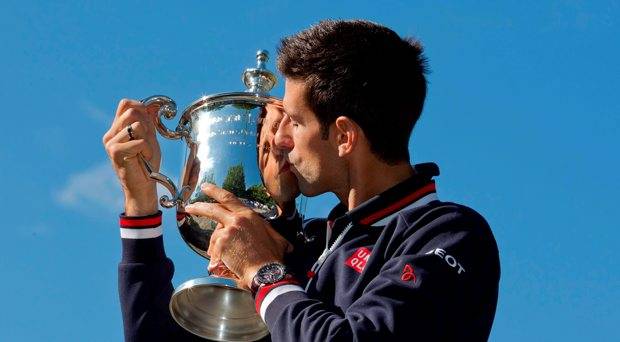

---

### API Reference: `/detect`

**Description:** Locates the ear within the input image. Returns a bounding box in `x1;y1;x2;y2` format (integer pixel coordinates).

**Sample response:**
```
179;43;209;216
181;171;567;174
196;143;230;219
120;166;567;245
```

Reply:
332;116;360;157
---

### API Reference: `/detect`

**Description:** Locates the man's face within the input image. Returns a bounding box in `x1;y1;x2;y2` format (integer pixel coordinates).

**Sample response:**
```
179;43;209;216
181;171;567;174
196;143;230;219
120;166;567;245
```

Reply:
275;79;340;197
258;103;299;205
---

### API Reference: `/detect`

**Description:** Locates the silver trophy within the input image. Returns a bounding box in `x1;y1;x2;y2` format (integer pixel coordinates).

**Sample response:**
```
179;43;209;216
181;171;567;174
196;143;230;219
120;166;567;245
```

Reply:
139;50;287;341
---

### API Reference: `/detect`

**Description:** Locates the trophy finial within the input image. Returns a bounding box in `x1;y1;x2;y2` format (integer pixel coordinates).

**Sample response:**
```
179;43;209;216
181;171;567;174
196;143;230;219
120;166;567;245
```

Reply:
243;49;277;95
256;50;268;69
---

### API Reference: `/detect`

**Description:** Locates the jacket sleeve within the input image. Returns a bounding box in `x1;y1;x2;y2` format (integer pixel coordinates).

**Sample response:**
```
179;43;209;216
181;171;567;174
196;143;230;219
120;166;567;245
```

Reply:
254;210;500;341
118;211;204;342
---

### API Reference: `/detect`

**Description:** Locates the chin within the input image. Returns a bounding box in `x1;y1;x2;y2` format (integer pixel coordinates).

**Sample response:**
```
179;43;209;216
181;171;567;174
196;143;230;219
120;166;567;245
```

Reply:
267;180;299;204
280;181;300;202
299;182;324;198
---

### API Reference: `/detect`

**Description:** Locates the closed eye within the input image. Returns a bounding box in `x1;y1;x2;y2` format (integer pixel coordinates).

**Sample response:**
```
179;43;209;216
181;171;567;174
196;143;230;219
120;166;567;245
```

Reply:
262;142;271;155
271;120;280;134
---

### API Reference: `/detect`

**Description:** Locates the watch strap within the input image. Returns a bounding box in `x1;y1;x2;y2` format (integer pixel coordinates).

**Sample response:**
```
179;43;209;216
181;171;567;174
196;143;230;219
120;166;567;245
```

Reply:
250;262;290;295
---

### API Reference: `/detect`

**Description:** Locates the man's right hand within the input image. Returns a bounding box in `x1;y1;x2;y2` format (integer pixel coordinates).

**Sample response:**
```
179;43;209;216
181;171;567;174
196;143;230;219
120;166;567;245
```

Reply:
103;99;161;216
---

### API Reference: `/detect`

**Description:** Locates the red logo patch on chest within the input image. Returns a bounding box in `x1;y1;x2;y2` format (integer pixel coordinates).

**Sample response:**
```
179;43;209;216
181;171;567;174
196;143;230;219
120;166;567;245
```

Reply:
401;264;417;283
345;247;371;274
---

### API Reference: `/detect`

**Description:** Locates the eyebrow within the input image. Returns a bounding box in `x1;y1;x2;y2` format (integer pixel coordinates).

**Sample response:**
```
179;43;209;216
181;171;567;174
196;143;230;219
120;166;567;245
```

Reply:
269;119;278;133
282;105;295;118
284;111;300;123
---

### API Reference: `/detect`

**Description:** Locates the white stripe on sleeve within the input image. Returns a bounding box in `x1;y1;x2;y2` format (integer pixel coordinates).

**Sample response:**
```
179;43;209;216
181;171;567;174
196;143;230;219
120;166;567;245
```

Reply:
120;226;163;239
259;284;305;321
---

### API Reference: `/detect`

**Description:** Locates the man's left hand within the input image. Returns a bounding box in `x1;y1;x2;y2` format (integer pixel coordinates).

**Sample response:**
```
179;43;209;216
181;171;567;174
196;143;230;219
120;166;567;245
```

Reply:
185;183;293;290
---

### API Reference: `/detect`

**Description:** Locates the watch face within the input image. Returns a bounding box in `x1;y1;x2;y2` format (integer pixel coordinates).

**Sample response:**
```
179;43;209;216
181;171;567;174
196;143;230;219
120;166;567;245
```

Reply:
257;263;286;284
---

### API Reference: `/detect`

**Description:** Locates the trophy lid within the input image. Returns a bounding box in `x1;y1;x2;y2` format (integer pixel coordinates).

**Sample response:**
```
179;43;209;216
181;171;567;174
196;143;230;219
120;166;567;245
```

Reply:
175;50;280;127
242;50;277;95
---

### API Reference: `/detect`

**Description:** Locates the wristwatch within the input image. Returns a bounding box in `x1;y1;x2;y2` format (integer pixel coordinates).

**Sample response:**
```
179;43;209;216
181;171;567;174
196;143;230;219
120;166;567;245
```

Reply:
250;262;290;295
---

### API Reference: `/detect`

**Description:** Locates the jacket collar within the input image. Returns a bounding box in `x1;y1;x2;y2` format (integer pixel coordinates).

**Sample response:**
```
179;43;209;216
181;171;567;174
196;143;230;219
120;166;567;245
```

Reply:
326;163;440;229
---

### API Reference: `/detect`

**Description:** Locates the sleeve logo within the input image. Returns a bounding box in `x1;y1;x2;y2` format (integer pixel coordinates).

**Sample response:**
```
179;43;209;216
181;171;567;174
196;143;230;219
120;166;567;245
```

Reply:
345;247;371;274
425;248;466;275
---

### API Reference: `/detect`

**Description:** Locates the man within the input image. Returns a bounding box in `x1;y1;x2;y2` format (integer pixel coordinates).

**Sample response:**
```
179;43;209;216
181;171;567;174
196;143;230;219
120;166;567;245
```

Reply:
104;101;313;340
188;20;500;341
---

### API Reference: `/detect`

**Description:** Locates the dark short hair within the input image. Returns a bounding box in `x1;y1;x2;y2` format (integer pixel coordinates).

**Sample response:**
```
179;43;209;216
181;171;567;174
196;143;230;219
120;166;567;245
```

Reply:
277;20;428;164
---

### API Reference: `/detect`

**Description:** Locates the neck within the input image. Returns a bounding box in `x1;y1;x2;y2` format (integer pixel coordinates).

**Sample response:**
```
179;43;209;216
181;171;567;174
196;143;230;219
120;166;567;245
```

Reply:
335;157;415;211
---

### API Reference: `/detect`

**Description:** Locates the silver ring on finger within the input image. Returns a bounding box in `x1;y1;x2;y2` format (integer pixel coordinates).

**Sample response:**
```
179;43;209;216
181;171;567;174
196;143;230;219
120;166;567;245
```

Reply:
127;124;135;141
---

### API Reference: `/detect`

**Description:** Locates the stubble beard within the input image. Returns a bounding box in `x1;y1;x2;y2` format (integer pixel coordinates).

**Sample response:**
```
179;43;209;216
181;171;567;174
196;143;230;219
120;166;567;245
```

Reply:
294;161;325;197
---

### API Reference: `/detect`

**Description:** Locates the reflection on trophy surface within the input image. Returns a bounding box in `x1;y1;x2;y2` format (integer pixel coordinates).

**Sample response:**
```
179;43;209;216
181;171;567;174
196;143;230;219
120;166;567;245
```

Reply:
257;103;300;213
176;99;281;260
206;102;300;281
138;50;300;341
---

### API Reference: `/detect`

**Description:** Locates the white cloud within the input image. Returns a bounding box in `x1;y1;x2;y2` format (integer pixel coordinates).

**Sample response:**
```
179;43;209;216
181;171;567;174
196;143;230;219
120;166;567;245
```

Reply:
55;161;180;217
55;161;124;215
80;100;110;125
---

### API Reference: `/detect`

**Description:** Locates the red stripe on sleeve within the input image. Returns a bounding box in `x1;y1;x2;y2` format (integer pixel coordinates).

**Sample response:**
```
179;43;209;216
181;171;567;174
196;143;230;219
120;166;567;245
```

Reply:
119;211;162;228
254;278;300;313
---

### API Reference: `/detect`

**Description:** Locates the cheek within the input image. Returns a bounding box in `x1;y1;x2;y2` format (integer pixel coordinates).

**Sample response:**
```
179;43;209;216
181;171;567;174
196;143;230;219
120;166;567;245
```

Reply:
291;129;306;148
263;161;276;180
292;133;311;153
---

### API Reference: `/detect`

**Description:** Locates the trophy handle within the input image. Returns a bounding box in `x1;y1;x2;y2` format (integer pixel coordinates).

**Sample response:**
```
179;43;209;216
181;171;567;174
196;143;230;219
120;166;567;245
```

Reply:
141;95;188;140
139;95;190;208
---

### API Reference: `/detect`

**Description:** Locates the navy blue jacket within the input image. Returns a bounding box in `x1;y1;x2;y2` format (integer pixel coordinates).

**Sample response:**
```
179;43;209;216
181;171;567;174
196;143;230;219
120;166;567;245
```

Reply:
118;164;500;341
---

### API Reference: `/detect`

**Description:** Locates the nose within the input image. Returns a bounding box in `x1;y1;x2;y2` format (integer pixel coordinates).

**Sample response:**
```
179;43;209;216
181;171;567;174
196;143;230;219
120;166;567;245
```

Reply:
270;135;285;160
274;114;294;152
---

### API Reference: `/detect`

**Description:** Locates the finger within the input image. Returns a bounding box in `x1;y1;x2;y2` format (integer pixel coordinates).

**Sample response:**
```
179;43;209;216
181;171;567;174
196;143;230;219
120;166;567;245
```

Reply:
207;259;223;273
106;124;155;161
115;98;144;118
104;106;153;144
185;202;234;226
144;101;164;118
107;120;147;144
207;226;230;263
208;260;233;277
205;222;226;262
210;265;239;279
104;99;147;143
266;227;294;253
217;268;240;280
107;139;152;165
208;258;224;269
200;183;248;211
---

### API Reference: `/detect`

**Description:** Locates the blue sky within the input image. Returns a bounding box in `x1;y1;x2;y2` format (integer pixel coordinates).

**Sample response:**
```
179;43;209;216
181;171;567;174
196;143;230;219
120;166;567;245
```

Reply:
1;1;618;341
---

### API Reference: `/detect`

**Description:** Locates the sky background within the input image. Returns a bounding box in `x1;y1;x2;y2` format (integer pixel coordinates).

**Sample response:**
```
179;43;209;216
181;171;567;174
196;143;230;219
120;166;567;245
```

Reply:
1;0;618;341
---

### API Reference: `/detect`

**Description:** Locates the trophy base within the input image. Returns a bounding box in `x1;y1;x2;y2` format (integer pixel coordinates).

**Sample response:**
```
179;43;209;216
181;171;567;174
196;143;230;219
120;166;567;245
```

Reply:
170;276;269;342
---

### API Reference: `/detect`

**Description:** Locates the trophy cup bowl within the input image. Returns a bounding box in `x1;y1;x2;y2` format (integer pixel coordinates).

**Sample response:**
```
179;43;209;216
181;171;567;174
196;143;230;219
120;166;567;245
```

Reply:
139;50;281;341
